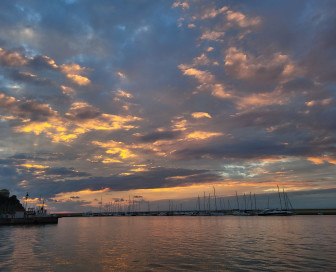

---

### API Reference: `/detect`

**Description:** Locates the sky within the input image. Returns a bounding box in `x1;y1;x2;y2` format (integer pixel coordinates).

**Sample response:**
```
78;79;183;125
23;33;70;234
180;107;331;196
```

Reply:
0;0;336;212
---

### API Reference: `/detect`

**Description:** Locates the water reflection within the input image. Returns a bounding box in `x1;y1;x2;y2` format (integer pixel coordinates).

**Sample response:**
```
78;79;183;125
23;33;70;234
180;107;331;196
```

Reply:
0;216;335;271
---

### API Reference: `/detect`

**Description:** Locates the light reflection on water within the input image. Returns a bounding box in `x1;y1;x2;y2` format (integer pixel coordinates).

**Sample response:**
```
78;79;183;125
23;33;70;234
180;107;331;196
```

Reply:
1;216;336;271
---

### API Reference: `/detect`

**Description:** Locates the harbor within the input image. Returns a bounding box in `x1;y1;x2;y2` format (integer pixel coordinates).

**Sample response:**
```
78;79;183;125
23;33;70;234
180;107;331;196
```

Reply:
0;189;58;225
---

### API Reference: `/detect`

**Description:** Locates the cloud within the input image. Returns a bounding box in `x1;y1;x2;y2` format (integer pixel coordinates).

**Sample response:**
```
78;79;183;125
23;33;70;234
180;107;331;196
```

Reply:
172;1;189;10
138;130;182;143
41;167;222;197
0;93;141;143
186;131;223;140
191;112;212;119
0;47;28;66
224;47;299;84
114;90;133;99
226;10;261;28
60;62;91;85
200;6;228;20
0;93;57;121
235;89;288;109
1;1;336;211
200;30;225;42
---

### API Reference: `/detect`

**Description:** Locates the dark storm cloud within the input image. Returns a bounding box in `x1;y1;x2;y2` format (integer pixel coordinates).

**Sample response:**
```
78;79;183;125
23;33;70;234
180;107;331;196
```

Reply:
138;131;182;143
9;167;222;198
28;55;58;71
79;167;221;192
174;139;305;160
44;167;90;177
0;92;56;121
66;106;101;120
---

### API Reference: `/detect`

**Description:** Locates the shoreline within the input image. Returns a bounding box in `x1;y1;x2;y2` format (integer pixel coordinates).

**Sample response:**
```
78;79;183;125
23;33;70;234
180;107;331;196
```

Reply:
54;209;336;218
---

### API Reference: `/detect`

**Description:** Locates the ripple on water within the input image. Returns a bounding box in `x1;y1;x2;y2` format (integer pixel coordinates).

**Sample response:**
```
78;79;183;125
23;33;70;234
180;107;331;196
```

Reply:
1;216;336;271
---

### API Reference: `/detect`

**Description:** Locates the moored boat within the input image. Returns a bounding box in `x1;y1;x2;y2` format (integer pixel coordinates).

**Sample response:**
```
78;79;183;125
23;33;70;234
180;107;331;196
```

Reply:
258;208;294;216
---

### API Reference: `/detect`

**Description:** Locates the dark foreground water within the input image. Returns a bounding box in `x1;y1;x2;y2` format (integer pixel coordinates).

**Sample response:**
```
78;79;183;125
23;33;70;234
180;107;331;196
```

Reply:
1;216;336;271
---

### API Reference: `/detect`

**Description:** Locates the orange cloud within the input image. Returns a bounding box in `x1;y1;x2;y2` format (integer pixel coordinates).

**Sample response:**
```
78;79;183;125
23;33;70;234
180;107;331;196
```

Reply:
60;63;87;75
117;72;126;78
225;47;299;82
236;89;287;109
180;66;215;83
102;158;122;164
114;90;133;98
186;131;223;140
4;96;140;143
226;10;261;27
200;6;228;19
20;164;49;169
191;112;212;119
306;98;332;107
172;1;189;9
60;62;91;86
61;85;75;96
200;30;225;42
92;140;136;160
210;84;231;99
66;74;90;85
307;156;336;165
171;116;188;131
0;47;28;66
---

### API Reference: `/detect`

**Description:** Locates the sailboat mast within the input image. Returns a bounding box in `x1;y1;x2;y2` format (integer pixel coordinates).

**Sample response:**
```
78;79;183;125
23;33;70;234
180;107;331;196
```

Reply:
213;187;218;211
277;185;283;210
283;188;288;210
244;193;247;211
203;192;206;211
249;192;253;210
235;191;240;210
254;193;257;211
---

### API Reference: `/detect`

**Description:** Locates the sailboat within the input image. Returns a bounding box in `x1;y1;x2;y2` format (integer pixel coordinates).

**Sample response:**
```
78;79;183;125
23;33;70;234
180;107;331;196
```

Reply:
258;186;295;216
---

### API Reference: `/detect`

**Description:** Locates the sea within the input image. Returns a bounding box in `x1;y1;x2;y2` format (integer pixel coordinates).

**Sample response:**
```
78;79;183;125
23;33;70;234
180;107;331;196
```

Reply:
0;216;335;271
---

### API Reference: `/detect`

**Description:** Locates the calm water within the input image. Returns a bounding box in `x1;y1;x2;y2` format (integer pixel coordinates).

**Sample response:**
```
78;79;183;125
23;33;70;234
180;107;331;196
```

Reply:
0;216;335;271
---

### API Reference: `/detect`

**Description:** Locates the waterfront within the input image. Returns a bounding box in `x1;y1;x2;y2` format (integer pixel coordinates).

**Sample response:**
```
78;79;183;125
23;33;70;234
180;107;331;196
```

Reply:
1;216;335;271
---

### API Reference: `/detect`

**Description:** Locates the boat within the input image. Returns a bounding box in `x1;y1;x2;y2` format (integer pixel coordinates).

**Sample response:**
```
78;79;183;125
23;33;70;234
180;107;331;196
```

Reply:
258;185;295;216
257;208;294;216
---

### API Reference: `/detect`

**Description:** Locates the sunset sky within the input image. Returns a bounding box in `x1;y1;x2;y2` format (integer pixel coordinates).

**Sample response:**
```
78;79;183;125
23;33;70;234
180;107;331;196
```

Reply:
1;1;335;212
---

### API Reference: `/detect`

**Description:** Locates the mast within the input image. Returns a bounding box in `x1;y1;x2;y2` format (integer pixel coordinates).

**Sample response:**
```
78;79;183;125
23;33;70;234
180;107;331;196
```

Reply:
235;191;240;210
128;195;131;213
254;193;257;211
244;193;247;211
197;195;201;212
208;193;211;212
283;188;288;210
203;192;206;211
213;187;218;211
228;199;232;210
249;192;252;210
285;192;294;210
277;185;283;210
